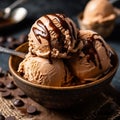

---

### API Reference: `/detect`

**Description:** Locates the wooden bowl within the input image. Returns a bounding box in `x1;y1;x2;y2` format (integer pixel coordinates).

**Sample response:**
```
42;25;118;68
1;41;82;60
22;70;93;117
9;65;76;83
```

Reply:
9;42;119;109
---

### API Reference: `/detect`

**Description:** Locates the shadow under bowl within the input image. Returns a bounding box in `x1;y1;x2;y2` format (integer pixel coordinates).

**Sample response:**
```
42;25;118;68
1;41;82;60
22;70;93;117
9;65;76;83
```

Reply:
9;42;119;109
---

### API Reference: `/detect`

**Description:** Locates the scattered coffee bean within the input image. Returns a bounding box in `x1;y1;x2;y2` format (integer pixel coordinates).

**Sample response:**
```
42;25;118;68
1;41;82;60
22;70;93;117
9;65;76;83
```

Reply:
0;82;5;88
0;73;4;77
18;34;28;43
1;91;12;99
7;42;18;49
17;90;27;98
6;37;16;43
13;99;24;107
0;44;40;118
0;36;6;45
2;71;7;76
0;114;5;120
113;115;120;120
0;67;2;72
0;89;7;92
0;34;27;52
0;68;5;77
27;105;37;114
6;81;17;89
5;116;16;120
10;105;15;110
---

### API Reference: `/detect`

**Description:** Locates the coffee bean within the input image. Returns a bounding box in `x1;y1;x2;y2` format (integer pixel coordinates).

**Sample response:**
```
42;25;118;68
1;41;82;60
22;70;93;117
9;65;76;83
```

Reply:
0;72;4;77
0;114;5;120
5;116;16;120
1;91;12;98
0;82;5;88
6;36;17;49
0;68;6;77
13;99;24;107
113;115;120;120
6;37;15;43
0;36;6;44
7;42;17;49
0;37;4;42
10;105;15;110
17;90;27;98
0;67;2;72
0;89;6;92
27;105;37;114
0;34;27;50
6;81;17;89
2;71;7;76
18;34;28;43
0;68;4;77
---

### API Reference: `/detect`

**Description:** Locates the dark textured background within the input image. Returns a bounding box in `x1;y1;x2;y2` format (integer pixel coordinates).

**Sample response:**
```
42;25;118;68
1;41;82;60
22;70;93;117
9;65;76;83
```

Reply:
0;1;120;119
0;0;120;91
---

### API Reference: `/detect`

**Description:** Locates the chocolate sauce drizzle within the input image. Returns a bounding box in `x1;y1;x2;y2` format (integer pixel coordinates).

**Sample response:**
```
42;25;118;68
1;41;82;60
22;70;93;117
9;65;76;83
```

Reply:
32;14;110;69
33;19;52;62
81;33;110;69
32;14;77;62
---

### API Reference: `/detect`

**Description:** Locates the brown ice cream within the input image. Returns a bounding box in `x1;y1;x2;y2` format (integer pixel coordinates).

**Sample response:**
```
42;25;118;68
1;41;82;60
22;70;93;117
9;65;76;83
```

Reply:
67;30;112;83
18;53;72;87
18;13;113;87
28;13;79;59
78;0;120;38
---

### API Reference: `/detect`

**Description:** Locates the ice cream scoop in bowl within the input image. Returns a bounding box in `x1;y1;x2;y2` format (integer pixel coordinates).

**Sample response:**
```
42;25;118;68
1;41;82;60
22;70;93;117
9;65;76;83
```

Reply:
77;0;120;38
9;13;119;109
8;42;119;109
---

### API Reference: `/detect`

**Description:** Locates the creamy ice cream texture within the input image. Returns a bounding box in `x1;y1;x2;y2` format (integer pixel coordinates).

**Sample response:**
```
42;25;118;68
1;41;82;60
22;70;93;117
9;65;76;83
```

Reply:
28;13;79;59
78;0;120;38
82;0;116;25
18;53;72;87
18;13;113;86
68;30;112;83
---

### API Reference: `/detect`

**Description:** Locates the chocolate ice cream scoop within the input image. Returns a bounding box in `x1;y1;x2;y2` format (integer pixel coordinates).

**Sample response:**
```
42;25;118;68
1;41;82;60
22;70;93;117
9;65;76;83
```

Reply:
28;13;79;59
78;0;120;38
18;53;72;87
17;13;116;87
68;30;113;83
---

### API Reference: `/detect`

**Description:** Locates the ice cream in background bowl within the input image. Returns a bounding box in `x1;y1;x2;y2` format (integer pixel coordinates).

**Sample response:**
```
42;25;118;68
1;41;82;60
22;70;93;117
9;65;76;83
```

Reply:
9;13;119;109
77;0;120;38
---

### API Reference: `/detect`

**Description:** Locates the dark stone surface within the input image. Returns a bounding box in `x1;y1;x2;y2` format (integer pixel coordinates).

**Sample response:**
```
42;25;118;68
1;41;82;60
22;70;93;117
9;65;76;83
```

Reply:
0;0;120;119
1;0;120;91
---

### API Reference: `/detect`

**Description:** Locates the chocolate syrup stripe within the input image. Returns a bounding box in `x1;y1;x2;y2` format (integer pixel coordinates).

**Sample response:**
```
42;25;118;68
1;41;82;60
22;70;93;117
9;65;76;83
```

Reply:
50;14;77;40
45;13;76;50
32;18;52;63
51;14;76;53
32;20;50;43
82;38;98;67
53;14;76;42
66;18;77;41
44;15;62;49
54;14;78;49
72;32;81;51
32;14;77;62
81;33;111;69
